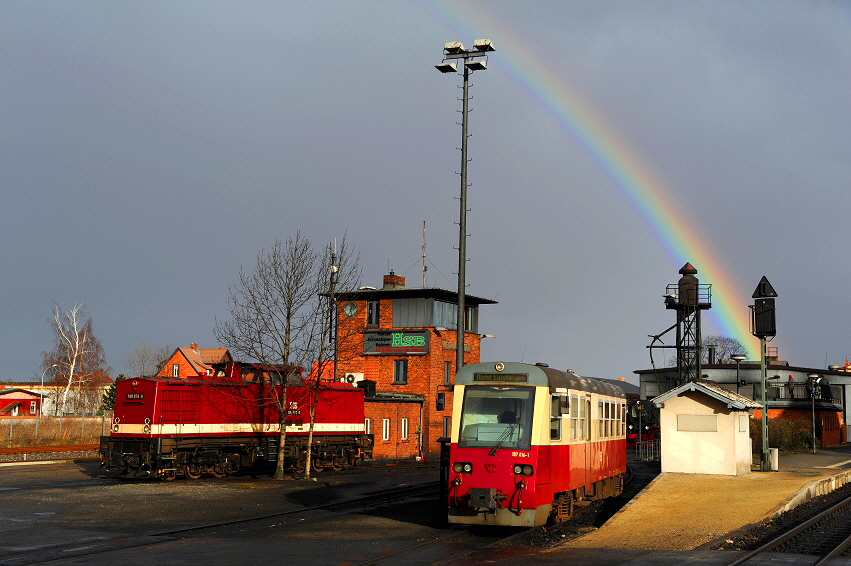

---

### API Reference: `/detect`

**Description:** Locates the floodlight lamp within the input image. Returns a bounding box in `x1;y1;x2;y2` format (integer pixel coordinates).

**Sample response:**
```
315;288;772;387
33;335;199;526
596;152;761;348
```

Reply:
473;39;495;52
435;62;457;73
464;60;487;71
444;41;464;53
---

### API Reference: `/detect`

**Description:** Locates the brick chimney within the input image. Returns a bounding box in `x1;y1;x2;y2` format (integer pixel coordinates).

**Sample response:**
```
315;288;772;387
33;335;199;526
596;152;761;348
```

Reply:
382;271;406;290
190;343;198;351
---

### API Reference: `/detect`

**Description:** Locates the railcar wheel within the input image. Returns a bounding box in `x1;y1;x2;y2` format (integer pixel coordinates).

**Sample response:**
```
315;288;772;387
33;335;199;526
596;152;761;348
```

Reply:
552;492;574;524
161;471;176;481
331;457;344;472
184;465;202;480
311;459;324;473
210;465;226;478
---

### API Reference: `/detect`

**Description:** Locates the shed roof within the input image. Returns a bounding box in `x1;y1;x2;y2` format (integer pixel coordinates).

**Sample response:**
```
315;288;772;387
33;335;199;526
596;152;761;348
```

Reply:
651;379;762;410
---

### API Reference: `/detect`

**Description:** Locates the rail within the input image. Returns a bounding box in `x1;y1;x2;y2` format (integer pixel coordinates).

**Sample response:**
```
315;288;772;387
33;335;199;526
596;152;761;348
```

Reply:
727;490;851;565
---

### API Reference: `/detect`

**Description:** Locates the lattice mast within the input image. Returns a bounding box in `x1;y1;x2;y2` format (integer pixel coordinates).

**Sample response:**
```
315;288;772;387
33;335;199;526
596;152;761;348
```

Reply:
665;263;712;386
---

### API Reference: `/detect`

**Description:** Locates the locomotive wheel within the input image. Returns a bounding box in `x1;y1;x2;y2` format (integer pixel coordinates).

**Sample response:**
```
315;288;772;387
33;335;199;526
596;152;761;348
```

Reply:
552;492;574;524
184;465;202;480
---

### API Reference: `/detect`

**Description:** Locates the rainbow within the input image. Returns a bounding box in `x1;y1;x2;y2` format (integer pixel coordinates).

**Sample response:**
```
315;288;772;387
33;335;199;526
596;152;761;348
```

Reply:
429;3;758;357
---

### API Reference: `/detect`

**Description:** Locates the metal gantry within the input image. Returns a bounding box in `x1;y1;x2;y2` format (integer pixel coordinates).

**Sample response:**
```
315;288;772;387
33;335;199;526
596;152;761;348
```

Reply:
658;263;712;387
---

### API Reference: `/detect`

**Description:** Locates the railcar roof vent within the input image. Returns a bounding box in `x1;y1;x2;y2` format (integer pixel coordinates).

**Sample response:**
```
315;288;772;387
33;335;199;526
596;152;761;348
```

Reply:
535;362;549;367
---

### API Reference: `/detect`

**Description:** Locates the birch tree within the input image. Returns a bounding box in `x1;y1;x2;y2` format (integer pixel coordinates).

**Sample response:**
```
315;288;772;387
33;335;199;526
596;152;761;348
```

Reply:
42;303;111;415
214;232;361;479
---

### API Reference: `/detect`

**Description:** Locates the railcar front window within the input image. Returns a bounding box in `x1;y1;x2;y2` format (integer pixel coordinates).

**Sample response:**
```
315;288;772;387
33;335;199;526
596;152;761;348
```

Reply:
458;386;534;450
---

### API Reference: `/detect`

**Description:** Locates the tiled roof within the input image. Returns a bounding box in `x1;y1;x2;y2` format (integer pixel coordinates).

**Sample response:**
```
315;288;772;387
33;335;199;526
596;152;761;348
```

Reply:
651;379;762;410
178;347;232;374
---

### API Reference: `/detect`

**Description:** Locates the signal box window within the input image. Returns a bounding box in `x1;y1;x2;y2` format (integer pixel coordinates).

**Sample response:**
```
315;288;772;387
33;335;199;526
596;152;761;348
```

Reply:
401;418;409;440
382;418;390;441
393;360;408;384
444;361;452;386
364;418;371;435
367;301;380;326
443;416;451;439
172;364;179;378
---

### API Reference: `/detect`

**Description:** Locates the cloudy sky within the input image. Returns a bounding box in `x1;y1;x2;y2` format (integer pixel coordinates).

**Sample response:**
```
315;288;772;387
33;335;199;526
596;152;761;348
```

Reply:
3;1;850;383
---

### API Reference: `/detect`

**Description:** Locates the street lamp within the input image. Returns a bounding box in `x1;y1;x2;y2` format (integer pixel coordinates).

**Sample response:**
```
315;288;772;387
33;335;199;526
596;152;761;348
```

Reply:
35;364;57;438
807;373;822;454
731;354;746;395
436;39;495;373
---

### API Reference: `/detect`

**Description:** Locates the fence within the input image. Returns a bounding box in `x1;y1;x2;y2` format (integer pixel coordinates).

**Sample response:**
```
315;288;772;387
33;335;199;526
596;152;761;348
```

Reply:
635;439;661;461
0;415;107;448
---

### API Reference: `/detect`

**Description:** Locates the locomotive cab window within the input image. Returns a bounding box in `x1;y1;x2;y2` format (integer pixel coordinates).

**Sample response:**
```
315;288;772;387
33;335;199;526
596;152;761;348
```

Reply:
458;386;533;450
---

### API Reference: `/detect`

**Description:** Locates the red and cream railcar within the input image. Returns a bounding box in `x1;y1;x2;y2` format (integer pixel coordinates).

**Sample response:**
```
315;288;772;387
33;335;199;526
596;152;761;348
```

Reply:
100;371;371;479
447;361;626;527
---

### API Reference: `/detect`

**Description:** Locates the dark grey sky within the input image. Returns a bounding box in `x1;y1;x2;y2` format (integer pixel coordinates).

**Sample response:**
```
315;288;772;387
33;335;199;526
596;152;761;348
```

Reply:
3;1;850;383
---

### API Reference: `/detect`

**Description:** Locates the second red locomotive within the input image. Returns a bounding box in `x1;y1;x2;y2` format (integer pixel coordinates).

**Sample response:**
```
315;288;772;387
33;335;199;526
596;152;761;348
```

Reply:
100;362;372;479
447;361;627;527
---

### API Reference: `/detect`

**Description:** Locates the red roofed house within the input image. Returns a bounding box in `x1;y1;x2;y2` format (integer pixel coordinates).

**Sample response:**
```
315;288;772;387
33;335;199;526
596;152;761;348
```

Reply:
0;388;42;417
156;344;233;379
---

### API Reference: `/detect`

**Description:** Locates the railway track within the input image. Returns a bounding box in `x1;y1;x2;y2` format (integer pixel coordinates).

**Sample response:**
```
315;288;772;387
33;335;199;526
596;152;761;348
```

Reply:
728;491;851;566
0;481;443;566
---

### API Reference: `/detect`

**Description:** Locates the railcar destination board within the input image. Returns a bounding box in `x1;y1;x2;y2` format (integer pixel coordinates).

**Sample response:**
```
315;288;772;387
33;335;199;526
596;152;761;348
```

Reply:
473;373;528;383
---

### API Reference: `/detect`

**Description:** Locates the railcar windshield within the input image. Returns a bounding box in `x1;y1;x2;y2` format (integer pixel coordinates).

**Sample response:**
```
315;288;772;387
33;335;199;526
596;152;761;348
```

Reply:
458;386;534;450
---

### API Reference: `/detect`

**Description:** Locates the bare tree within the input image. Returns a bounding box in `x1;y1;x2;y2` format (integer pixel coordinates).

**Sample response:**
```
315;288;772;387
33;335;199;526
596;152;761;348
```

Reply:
42;303;112;415
302;239;361;478
702;335;748;364
126;342;174;376
666;334;750;368
214;233;360;479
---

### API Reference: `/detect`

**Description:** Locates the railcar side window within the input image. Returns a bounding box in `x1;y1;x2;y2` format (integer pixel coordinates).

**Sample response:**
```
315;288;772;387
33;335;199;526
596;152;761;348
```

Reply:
580;397;588;441
550;396;561;440
458;386;534;450
570;395;579;441
605;402;612;437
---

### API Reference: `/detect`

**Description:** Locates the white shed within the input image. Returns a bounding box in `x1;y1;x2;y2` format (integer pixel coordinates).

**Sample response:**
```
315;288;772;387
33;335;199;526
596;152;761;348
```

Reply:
652;380;762;476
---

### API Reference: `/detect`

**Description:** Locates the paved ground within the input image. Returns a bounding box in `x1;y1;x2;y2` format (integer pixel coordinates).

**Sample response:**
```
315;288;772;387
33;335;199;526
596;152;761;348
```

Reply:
7;448;851;565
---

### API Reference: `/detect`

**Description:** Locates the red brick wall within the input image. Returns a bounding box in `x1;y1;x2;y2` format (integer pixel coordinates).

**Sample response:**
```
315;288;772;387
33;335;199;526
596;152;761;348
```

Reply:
337;296;482;460
365;402;422;460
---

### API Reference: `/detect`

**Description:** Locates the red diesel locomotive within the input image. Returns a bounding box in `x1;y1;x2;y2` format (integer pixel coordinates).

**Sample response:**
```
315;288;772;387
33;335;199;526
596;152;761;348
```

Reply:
100;363;372;479
447;361;627;527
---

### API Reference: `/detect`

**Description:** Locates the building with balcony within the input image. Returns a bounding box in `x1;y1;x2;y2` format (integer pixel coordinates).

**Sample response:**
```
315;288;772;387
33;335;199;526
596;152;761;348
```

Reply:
636;359;847;447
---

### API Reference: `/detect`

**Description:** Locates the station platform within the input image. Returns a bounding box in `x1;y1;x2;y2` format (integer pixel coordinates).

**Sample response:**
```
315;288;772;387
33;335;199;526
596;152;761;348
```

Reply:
568;445;851;552
476;445;851;566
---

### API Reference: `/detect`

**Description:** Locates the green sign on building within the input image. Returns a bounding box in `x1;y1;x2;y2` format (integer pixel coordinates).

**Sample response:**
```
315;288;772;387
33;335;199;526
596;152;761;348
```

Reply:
363;330;430;355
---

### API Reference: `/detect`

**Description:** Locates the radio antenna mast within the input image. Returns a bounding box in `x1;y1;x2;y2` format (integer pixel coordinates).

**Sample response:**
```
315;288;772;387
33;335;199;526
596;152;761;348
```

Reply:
422;221;428;287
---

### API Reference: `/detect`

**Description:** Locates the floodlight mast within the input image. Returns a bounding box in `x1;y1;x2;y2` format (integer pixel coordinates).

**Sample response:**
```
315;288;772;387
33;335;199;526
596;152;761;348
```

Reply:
436;39;494;373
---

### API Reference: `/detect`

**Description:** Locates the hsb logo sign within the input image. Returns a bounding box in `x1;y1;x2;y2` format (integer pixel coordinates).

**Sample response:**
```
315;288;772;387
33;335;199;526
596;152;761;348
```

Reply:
391;333;425;347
